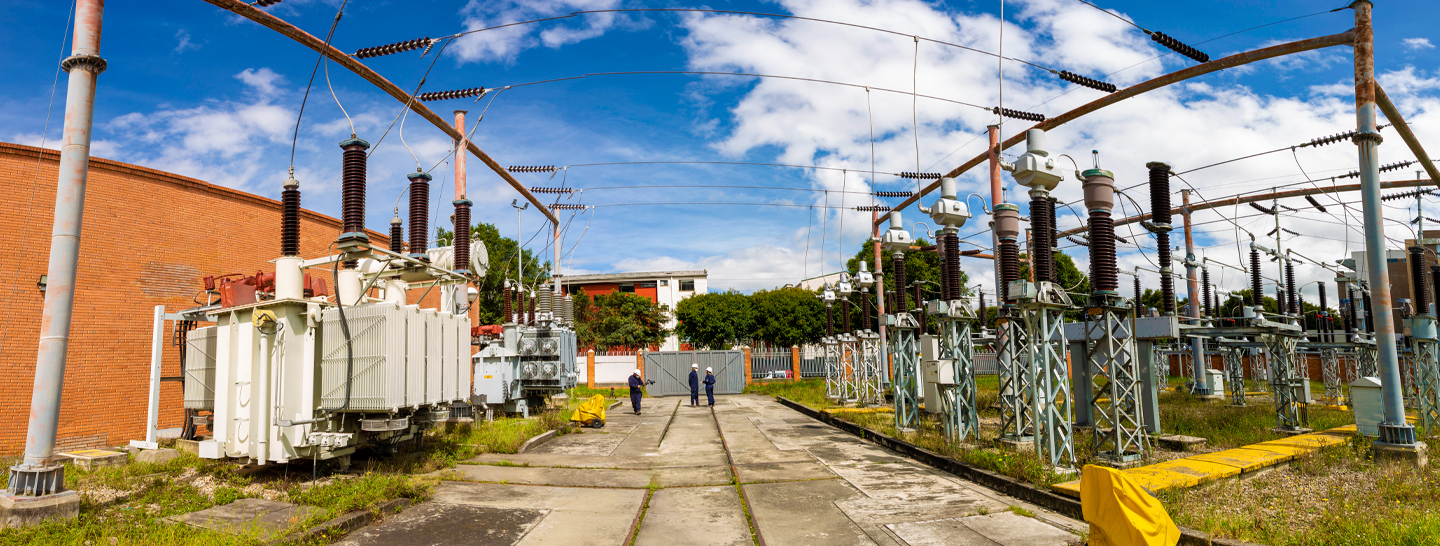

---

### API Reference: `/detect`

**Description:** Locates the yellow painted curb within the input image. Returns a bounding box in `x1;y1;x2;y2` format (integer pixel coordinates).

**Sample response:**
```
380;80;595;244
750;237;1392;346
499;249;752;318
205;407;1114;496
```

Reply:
1187;448;1292;473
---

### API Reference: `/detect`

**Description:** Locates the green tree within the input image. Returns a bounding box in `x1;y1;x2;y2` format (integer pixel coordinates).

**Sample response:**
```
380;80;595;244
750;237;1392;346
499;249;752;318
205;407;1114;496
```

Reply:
576;291;671;351
844;237;972;331
438;224;549;325
674;291;755;349
750;287;825;347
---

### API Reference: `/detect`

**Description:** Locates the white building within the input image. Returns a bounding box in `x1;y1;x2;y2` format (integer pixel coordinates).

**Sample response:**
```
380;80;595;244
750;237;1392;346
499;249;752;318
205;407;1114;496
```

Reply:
559;270;708;350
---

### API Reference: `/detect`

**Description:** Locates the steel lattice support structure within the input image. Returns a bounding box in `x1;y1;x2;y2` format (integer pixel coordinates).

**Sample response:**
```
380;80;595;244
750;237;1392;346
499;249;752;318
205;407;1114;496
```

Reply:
996;314;1034;442
1321;348;1343;406
889;313;921;430
1264;334;1306;431
936;305;980;442
1248;351;1269;392
858;331;886;405
1402;351;1419;409
823;337;844;401
1412;316;1440;434
840;334;861;403
1020;300;1074;467
1223;345;1247;406
1086;307;1146;464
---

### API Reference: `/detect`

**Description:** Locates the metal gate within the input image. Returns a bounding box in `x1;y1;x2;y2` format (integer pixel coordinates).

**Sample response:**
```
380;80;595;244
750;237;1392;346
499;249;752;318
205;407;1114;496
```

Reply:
644;351;745;396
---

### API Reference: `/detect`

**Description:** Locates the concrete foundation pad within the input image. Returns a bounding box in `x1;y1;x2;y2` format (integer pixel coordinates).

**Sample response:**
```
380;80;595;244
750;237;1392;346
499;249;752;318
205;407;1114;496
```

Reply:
334;503;547;546
888;512;1079;546
733;461;835;483
742;479;875;545
1373;441;1429;467
58;449;129;471
165;498;321;540
997;438;1036;453
429;481;645;544
0;490;79;528
1270;427;1314;437
135;448;181;465
635;486;750;546
1155;434;1208;452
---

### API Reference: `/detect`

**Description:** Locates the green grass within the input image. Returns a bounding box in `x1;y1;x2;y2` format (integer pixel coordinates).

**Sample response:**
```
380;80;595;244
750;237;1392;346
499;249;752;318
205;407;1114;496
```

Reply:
1160;436;1440;546
744;378;836;410
1159;390;1354;449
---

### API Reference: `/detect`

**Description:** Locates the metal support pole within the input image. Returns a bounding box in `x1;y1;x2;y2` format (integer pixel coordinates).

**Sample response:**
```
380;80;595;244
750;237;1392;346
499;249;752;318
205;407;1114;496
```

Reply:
141;305;164;449
9;0;106;502
1353;0;1420;449
1183;190;1208;394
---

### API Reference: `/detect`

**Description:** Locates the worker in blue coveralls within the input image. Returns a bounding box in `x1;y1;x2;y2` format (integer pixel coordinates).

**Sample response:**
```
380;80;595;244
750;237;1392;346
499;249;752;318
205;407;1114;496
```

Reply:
688;363;701;407
628;369;644;415
703;367;717;406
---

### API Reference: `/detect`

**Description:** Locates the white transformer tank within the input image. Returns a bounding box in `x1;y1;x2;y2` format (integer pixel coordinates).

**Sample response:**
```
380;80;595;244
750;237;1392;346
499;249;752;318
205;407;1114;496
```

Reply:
319;303;471;411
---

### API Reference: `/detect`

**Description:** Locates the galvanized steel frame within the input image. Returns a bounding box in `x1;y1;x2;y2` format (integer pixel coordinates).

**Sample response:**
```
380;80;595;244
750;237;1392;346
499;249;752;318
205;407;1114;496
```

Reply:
1020;303;1074;468
1223;346;1247;406
996;314;1034;442
1264;333;1305;431
1086;308;1145;464
890;313;921;430
936;305;979;443
858;332;886;405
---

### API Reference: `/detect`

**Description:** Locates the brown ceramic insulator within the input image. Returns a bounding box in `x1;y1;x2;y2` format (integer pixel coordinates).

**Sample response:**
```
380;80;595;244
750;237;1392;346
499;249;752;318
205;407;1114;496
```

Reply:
1088;211;1118;293
503;283;512;323
1030;196;1052;284
1045;197;1059;283
408;172;431;258
1201;268;1212;317
892;254;907;312
281;188;300;257
999;240;1019;303
1250;247;1263;306
1285;259;1299;314
1410;247;1428;313
388;219;404;254
454;202;471;273
944;233;962;300
1431;265;1440;318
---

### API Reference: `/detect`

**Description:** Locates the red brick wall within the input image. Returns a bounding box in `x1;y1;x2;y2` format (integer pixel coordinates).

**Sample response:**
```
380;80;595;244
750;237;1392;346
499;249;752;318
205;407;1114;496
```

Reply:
0;142;461;455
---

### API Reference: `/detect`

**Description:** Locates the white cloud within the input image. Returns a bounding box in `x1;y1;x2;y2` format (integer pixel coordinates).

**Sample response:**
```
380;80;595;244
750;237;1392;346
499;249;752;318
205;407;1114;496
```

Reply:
174;29;201;54
452;0;642;64
1404;37;1434;51
235;68;285;96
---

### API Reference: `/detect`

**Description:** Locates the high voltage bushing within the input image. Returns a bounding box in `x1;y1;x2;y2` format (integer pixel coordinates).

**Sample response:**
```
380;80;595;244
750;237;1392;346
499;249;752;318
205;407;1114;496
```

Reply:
1134;275;1142;307
1382;188;1437;202
893;254;908;311
1081;170;1118;294
339;137;371;269
354;37;433;59
1147;31;1209;63
1318;281;1330;340
1201;267;1212;317
417;87;486;102
530;187;574;194
408;171;432;260
389;214;404;254
874;191;914;197
1344;285;1357;333
1250;246;1263;307
899;172;942;180
855;205;891;212
944;233;962;300
1147;162;1175;314
509;165;558;173
281;172;301;257
1363;287;1375;334
995;203;1022;303
1431;265;1440;317
992;107;1045;122
454;199;472;275
1057;70;1118;93
1045;197;1059;282
503;281;513;323
1412;247;1429;314
1285;260;1297;315
552;203;586;211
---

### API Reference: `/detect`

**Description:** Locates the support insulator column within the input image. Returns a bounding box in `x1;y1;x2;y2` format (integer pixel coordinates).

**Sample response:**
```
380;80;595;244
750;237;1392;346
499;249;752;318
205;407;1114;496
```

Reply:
503;281;513;323
388;213;404;254
281;171;301;257
1201;267;1212;317
1285;260;1298;315
892;254;908;312
1319;281;1330;342
1250;246;1264;307
1030;192;1052;284
454;200;472;274
995;204;1021;304
1411;246;1429;314
1432;266;1440;317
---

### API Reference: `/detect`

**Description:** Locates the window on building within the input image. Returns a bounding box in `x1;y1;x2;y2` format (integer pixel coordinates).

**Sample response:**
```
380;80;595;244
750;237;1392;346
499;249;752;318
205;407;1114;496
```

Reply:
637;281;657;289
620;283;635;293
681;280;695;291
660;280;669;286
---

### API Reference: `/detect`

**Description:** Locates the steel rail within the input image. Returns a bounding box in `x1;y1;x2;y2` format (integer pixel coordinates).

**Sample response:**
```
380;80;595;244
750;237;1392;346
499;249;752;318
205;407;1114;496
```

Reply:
1055;176;1434;239
876;29;1357;228
203;0;558;225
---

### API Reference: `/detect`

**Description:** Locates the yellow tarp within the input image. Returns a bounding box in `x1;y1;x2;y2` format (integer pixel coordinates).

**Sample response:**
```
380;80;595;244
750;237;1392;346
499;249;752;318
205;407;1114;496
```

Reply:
1081;465;1180;546
571;394;607;427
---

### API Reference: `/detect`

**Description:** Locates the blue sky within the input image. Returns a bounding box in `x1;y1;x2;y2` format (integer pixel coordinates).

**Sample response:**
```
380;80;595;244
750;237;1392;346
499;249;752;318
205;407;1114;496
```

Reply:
4;0;1440;298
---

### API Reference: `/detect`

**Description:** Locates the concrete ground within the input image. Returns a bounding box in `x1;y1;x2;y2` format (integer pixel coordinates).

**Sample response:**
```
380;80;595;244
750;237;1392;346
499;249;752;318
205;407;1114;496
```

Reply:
339;395;1086;546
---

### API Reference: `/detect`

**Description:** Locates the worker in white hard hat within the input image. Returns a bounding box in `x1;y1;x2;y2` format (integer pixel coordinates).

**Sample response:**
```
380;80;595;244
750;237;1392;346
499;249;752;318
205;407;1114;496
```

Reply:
688;363;701;407
703;367;717;406
628;368;644;415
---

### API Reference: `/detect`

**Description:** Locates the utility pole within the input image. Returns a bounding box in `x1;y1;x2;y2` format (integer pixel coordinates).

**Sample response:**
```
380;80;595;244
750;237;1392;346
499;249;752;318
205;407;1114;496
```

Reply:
1182;190;1208;394
1353;0;1425;463
6;0;105;524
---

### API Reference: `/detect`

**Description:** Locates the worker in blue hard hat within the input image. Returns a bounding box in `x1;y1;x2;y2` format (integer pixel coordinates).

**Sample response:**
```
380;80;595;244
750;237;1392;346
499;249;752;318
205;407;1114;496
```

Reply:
629;369;644;415
703;367;716;407
689;363;701;407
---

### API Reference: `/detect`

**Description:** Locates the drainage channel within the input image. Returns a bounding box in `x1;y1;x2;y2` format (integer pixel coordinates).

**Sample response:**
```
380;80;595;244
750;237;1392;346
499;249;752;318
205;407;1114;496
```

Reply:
711;406;766;546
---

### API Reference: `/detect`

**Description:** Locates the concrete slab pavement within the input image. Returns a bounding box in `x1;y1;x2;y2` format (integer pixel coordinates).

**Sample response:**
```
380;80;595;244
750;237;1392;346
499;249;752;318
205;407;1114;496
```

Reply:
342;394;1083;545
